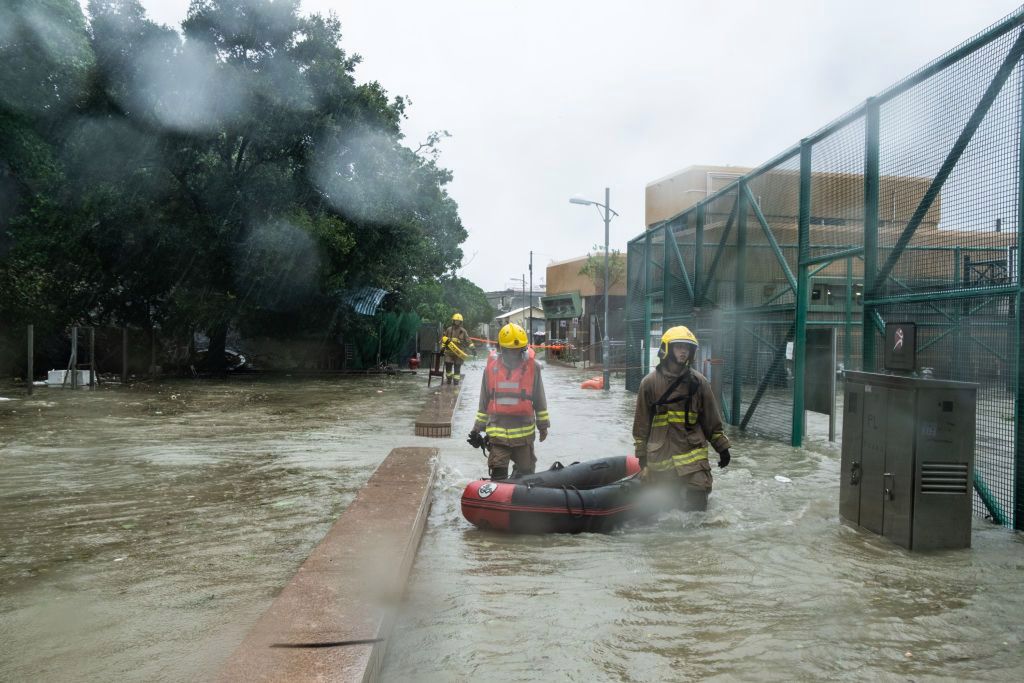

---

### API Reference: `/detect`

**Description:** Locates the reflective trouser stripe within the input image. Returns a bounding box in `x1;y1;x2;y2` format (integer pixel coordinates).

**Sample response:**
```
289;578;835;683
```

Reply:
486;424;536;439
651;411;699;427
649;447;709;471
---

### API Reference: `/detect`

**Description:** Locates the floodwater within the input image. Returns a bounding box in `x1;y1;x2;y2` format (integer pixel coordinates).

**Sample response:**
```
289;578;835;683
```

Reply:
0;372;436;681
382;363;1024;681
1;363;1022;681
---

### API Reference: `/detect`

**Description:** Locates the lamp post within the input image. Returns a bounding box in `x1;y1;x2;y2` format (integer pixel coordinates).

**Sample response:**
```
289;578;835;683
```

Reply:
570;187;617;391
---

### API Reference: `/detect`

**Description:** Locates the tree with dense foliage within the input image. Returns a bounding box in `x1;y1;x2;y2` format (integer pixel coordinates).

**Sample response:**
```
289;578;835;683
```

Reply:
0;0;478;374
402;275;494;330
578;243;626;294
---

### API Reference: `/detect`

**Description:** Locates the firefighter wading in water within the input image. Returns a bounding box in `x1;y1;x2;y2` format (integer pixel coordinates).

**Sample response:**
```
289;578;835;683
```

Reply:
632;326;732;511
471;323;550;479
442;312;474;385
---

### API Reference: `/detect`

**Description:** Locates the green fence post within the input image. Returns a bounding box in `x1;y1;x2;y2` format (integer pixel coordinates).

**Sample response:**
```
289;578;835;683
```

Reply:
732;185;748;425
863;97;880;372
845;256;853;371
1015;54;1024;530
643;230;653;378
793;141;811;447
695;205;704;307
662;223;671;318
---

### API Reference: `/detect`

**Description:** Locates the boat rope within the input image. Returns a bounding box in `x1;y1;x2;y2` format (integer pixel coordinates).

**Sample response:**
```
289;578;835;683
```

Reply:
561;485;586;518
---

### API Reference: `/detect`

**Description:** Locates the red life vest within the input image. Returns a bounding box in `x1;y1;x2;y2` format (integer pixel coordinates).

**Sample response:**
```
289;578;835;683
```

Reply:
485;349;537;416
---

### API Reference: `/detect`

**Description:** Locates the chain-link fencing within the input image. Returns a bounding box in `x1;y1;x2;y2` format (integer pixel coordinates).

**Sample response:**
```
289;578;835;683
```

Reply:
626;9;1024;529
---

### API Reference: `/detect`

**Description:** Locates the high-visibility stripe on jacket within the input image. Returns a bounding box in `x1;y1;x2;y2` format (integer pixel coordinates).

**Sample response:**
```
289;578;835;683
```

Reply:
647;446;709;471
486;424;537;440
651;410;700;427
485;349;536;416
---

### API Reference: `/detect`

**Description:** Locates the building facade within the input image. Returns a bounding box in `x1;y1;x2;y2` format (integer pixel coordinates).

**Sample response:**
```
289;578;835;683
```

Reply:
542;254;627;367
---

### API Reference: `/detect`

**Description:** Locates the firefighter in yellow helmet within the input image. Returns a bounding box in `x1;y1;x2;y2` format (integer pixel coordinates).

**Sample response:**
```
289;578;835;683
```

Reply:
632;326;732;511
442;312;474;385
470;323;550;479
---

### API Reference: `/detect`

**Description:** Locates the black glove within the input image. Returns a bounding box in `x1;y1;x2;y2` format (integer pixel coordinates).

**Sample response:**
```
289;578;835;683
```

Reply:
718;449;731;469
467;430;485;449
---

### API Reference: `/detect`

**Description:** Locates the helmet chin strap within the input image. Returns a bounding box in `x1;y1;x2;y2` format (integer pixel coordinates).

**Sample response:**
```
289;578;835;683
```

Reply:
662;348;693;372
501;347;526;364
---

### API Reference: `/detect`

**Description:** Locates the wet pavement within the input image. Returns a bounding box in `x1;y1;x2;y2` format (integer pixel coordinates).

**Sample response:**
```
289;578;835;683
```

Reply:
1;362;1023;681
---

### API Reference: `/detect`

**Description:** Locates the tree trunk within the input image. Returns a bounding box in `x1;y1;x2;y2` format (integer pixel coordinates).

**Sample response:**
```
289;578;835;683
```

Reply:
205;323;228;375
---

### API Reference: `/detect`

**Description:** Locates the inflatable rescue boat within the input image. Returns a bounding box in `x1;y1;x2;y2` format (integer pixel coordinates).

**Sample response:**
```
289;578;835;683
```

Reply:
461;456;646;534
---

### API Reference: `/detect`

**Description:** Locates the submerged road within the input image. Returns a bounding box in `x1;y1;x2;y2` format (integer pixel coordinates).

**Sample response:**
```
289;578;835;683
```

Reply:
384;362;1024;681
0;374;437;681
1;361;1022;680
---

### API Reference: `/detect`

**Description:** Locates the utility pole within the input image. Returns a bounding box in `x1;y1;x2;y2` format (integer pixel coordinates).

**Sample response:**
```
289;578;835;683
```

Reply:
568;188;616;391
529;251;533;346
602;187;611;391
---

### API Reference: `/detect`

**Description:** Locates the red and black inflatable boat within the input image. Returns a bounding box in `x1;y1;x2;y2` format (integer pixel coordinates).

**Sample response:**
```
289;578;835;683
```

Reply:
461;456;645;534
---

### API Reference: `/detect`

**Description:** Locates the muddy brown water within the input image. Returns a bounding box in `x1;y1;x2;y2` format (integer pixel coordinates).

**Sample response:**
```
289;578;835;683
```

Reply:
1;363;1022;681
0;373;433;681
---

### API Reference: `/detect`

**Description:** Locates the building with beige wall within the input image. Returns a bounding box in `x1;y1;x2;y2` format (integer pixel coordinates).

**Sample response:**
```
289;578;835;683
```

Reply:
542;254;627;366
646;165;751;227
646;164;1015;308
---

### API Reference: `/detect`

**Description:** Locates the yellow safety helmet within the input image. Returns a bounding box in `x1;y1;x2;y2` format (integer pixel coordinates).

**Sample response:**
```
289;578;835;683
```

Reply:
658;325;699;359
452;313;464;322
498;323;528;349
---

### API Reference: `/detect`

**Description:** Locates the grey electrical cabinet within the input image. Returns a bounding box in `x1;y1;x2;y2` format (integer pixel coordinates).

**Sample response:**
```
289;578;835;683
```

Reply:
418;322;442;355
840;371;977;551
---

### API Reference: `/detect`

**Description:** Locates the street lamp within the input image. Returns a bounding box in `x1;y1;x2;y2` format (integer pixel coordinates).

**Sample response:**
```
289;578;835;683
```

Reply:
569;188;618;391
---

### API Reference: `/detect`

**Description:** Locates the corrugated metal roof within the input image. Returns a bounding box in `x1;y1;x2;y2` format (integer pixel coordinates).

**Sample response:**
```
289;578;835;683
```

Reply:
340;286;388;316
496;305;545;320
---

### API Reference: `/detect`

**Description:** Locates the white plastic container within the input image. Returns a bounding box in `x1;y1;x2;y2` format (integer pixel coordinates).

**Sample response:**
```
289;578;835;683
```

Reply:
46;369;92;387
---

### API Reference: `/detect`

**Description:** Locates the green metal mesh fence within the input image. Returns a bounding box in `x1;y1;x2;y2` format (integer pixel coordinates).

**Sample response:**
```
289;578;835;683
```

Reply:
626;9;1024;528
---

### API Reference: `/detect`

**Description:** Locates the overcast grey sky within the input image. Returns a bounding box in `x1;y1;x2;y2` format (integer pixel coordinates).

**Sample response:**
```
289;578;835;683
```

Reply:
131;0;1022;291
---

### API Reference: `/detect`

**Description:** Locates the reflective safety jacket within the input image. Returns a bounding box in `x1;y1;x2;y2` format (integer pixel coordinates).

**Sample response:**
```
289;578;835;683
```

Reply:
442;324;471;362
485;348;535;416
474;350;550;445
632;363;730;477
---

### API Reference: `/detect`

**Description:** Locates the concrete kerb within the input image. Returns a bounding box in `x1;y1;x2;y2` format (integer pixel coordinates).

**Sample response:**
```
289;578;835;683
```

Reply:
415;384;461;437
218;446;439;683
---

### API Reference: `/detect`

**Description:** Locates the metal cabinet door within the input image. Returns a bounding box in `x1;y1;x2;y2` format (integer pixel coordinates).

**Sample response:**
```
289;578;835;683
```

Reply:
859;384;888;534
912;387;975;550
881;388;915;549
839;382;865;525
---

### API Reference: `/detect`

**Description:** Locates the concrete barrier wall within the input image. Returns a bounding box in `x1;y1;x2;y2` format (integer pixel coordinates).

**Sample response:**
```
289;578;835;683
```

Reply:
415;385;460;437
218;446;439;682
